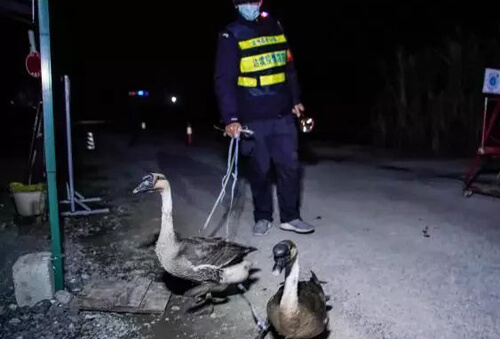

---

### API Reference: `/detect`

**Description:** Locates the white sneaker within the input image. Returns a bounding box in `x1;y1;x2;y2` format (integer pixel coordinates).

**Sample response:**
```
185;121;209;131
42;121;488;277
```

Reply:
280;219;315;234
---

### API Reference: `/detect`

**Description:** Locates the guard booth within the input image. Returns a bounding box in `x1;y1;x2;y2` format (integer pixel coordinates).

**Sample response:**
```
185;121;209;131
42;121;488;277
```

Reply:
463;68;500;198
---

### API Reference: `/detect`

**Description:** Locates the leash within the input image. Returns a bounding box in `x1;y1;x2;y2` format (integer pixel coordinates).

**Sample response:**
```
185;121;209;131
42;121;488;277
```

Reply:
203;126;267;332
202;126;254;237
237;283;268;331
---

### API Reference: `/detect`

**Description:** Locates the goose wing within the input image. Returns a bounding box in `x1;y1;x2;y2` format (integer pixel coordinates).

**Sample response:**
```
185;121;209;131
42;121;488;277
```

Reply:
266;286;284;332
178;237;256;268
298;271;328;324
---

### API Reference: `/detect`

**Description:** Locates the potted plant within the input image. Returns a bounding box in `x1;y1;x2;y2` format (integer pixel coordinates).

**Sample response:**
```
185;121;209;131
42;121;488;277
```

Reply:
9;182;46;218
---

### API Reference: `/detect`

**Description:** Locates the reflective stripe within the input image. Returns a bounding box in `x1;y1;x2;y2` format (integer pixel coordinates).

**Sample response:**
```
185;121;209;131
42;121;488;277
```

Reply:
237;73;286;87
240;50;287;73
259;72;286;86
238;76;258;87
238;34;287;50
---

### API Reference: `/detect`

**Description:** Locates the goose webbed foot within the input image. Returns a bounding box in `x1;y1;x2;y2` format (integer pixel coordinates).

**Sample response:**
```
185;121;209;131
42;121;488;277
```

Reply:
184;282;228;299
208;294;228;304
184;292;228;315
193;292;227;306
184;292;213;314
183;283;229;315
184;284;213;299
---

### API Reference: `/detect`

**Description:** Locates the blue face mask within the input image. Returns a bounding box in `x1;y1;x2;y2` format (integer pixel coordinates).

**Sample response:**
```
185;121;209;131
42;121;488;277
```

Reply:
238;3;261;21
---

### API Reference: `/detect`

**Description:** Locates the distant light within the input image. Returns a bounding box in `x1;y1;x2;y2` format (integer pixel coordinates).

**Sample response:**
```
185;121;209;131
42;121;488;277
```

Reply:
171;96;177;103
261;11;269;18
138;90;145;96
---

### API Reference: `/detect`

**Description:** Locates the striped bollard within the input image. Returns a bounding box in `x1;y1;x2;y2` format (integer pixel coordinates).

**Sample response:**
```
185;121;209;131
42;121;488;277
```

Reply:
86;132;95;150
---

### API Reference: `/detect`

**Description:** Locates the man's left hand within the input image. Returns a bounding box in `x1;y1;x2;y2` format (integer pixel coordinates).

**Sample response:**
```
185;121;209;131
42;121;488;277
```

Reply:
292;103;305;117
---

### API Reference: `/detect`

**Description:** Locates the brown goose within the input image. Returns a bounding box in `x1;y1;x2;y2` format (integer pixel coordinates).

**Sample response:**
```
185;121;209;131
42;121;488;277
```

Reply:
262;240;328;339
133;173;257;311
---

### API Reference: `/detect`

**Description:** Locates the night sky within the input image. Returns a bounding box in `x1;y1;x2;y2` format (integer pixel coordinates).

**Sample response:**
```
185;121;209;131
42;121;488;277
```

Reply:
2;1;500;145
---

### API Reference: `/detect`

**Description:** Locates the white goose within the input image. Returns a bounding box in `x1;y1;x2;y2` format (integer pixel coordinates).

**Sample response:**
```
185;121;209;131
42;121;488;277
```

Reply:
133;173;257;311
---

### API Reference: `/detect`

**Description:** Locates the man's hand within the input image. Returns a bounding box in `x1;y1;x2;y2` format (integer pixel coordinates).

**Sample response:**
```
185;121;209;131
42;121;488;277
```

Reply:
292;103;305;117
225;122;242;138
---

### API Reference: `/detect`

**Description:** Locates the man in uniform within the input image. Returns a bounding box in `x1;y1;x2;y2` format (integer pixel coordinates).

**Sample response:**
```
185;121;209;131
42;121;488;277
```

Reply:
214;0;315;236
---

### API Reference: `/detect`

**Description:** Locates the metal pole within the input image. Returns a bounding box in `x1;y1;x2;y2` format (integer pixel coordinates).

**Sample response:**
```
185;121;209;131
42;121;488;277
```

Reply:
38;0;64;291
481;97;488;150
64;75;75;213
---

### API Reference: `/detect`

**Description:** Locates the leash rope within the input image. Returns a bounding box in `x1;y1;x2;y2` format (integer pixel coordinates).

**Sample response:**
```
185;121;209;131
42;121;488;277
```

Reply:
227;135;240;236
203;127;266;331
202;136;239;237
203;126;254;237
237;283;268;331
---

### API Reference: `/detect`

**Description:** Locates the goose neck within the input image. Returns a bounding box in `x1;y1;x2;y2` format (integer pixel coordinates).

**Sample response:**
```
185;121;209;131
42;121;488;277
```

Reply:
281;257;299;309
159;189;175;243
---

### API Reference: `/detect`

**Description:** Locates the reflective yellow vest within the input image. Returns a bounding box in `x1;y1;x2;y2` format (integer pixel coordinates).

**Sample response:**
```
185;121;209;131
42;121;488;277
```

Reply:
228;15;291;89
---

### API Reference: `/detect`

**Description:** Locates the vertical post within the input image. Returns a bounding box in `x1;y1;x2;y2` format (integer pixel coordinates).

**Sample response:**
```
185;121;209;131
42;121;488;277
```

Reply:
38;0;64;291
481;97;488;149
64;75;75;213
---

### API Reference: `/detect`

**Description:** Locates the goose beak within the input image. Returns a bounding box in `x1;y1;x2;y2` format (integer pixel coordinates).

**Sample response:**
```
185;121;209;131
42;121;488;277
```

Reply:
272;242;291;275
133;180;153;194
272;259;286;276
